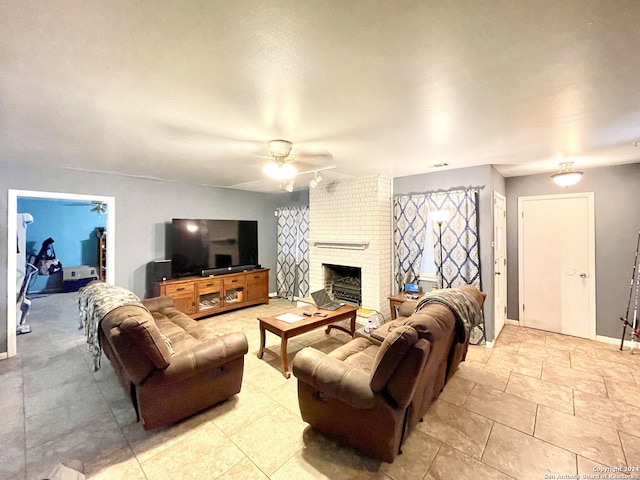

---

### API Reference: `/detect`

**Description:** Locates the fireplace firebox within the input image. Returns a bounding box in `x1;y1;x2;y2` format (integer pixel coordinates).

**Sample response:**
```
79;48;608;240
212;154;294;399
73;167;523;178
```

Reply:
323;264;362;305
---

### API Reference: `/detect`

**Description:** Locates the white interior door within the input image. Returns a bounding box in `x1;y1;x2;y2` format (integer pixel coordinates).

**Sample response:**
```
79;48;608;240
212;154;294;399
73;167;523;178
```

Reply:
518;193;595;338
493;192;507;339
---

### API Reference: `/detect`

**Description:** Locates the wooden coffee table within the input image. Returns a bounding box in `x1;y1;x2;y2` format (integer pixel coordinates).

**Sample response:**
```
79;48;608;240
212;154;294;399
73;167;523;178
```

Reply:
257;304;358;378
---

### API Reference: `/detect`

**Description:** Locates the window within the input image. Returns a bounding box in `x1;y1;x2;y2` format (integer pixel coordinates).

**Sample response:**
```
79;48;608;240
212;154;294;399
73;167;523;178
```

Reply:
419;219;438;282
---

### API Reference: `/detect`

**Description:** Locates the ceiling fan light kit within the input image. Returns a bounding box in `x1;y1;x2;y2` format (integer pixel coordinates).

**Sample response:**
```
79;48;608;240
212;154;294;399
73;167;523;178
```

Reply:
551;161;583;187
263;161;297;180
268;139;293;158
264;139;334;191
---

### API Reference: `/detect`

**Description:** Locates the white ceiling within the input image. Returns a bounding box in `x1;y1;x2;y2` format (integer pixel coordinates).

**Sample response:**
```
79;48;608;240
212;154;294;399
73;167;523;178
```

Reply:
2;1;640;193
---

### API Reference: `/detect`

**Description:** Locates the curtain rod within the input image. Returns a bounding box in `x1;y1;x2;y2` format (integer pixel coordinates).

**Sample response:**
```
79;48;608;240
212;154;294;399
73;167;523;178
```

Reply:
393;185;484;197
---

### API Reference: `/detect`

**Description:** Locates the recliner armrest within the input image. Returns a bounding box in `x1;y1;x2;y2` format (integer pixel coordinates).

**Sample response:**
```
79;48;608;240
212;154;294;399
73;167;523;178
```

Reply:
153;332;248;381
292;347;376;409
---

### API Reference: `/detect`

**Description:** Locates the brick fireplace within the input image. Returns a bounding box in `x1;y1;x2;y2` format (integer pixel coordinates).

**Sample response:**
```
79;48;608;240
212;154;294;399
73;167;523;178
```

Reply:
309;176;392;319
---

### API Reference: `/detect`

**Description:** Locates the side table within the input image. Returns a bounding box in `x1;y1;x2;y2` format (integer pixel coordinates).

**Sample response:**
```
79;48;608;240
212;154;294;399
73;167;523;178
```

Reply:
388;292;420;320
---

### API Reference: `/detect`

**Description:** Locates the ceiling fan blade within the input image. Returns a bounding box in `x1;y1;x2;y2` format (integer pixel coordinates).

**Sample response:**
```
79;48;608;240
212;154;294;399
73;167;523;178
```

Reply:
157;121;265;150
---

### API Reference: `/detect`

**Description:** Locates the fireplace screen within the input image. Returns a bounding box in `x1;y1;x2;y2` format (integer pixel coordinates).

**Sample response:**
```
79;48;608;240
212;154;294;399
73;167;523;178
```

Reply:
323;264;361;305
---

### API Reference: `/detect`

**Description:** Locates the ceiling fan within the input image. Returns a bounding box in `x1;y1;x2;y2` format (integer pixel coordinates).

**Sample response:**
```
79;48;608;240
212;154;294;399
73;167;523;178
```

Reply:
263;139;297;182
263;139;335;191
90;201;107;214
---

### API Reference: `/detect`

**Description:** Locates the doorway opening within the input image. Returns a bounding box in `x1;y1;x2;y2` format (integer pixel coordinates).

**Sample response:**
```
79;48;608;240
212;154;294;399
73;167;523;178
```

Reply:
6;190;116;358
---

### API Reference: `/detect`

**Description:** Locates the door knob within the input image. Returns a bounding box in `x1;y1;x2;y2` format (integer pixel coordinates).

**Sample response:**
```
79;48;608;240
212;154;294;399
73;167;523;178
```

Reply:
579;273;587;278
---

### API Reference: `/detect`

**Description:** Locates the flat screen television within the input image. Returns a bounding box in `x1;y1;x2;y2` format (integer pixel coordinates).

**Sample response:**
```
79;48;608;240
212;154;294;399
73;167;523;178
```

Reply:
171;219;258;277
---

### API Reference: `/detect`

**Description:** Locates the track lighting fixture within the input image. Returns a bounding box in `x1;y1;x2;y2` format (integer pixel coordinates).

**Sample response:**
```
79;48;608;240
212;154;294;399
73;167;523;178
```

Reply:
309;172;323;189
283;179;295;192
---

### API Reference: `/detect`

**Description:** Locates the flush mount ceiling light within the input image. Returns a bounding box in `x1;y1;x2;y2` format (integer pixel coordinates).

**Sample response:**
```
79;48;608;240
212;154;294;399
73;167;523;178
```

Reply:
551;161;584;187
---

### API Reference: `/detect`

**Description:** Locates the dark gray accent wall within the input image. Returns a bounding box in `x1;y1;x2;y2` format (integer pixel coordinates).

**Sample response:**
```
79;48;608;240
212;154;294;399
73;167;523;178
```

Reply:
394;165;500;342
505;162;640;339
1;160;309;354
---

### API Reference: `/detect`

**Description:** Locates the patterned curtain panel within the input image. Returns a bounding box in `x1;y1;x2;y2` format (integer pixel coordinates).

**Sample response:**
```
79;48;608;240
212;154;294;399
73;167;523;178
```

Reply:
427;189;481;289
393;189;481;291
393;194;429;291
276;206;310;299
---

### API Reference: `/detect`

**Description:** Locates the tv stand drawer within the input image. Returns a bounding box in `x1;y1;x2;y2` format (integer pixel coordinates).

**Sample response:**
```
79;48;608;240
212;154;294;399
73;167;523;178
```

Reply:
198;278;222;294
164;282;195;296
223;276;246;289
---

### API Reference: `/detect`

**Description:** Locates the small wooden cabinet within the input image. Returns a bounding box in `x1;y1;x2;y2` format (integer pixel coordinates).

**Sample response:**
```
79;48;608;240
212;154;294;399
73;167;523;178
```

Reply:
164;281;197;315
152;268;269;319
246;270;269;302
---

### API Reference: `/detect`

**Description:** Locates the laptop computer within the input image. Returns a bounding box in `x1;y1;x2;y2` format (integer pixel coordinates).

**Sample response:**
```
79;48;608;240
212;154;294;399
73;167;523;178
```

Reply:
311;289;343;311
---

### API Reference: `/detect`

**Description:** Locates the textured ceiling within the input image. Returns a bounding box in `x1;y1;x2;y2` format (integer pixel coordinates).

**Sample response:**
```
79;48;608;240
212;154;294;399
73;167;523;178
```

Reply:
2;1;640;192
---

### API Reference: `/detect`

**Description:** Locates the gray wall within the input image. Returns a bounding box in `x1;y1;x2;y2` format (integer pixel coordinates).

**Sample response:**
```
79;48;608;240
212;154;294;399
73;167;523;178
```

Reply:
394;165;500;342
505;162;640;339
1;160;309;354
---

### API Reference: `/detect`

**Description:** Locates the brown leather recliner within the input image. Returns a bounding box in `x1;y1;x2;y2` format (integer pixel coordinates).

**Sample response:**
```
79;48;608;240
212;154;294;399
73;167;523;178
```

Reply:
292;285;485;463
99;295;248;430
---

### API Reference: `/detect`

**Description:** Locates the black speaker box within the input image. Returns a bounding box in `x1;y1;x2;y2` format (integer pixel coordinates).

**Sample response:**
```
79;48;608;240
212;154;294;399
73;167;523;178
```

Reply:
151;260;172;282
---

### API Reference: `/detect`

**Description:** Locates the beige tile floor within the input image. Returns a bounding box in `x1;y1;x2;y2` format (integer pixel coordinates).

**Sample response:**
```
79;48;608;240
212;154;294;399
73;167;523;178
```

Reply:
3;292;640;479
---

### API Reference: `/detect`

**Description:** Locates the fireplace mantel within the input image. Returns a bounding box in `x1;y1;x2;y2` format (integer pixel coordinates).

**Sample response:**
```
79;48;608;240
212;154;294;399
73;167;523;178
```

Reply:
313;240;370;250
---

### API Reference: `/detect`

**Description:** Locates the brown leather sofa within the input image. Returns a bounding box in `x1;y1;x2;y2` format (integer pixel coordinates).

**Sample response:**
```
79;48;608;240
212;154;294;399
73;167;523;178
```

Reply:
292;285;485;463
99;295;249;430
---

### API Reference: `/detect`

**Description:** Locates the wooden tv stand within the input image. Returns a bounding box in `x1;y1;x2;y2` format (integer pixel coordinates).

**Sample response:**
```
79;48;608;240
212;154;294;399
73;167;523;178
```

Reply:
151;268;269;319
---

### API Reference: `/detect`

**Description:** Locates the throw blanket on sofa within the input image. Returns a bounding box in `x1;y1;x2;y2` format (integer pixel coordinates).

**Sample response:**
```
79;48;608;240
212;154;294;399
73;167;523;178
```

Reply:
414;289;483;343
78;282;148;371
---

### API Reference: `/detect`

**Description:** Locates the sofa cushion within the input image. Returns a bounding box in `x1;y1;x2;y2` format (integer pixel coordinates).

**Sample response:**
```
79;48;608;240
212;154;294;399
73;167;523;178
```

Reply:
329;337;378;374
116;307;173;369
369;325;418;392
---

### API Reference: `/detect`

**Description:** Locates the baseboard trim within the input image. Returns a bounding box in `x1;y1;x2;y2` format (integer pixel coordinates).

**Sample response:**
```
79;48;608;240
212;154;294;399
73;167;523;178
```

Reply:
493;323;635;350
595;334;636;349
0;352;8;360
